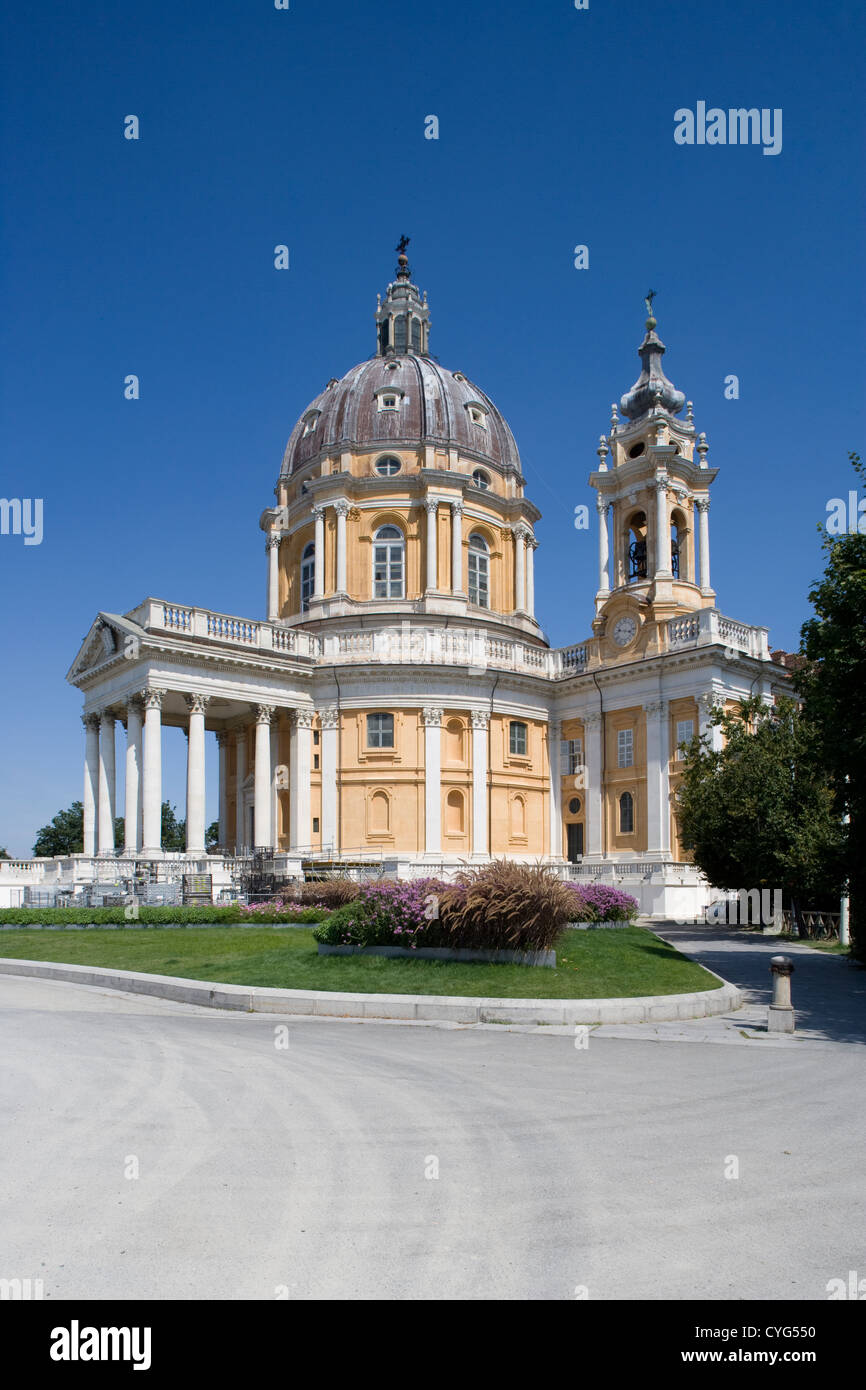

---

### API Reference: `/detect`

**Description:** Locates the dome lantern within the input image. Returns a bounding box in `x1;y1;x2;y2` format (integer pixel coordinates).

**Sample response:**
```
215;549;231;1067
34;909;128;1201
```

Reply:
375;236;431;357
619;292;686;422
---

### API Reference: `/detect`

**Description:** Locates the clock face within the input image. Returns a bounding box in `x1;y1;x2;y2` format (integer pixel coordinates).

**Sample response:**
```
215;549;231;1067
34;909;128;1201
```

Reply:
612;616;637;647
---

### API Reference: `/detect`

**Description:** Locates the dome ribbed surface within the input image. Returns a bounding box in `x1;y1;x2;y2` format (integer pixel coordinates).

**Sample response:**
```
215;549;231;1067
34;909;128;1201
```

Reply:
281;355;522;477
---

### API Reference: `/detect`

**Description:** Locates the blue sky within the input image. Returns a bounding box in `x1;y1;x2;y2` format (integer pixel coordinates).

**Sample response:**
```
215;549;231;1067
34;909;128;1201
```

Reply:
1;0;863;856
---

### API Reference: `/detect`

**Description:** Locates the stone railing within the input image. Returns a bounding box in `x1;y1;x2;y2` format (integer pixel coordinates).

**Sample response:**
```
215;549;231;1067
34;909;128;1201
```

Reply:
667;608;769;659
135;600;769;678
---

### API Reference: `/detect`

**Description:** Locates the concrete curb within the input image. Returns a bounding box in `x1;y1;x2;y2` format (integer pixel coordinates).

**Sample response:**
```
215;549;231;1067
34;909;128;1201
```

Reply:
0;957;742;1025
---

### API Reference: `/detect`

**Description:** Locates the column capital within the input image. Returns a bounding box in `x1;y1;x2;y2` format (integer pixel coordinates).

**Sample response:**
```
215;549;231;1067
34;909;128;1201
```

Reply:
125;694;144;716
319;705;339;730
333;499;351;518
99;709;116;726
312;504;325;520
655;469;669;490
215;730;230;748
469;708;490;730
82;712;100;732
266;532;282;551
421;706;443;726
583;711;603;729
697;691;722;716
141;688;166;711
450;499;464;517
424;497;439;515
596;494;611;514
513;522;532;542
643;699;668;719
695;495;711;514
184;693;211;715
292;708;315;729
255;703;275;726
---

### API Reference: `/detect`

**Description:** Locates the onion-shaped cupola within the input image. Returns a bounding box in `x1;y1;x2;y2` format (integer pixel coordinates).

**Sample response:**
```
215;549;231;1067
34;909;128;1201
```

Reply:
375;236;431;357
619;294;686;421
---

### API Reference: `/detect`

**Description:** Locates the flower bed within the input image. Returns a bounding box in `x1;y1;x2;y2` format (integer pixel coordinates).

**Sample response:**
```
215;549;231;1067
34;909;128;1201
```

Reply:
565;882;639;924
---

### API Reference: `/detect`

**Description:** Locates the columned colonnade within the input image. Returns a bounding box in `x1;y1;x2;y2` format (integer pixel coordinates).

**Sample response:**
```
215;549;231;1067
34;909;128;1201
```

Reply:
82;695;318;857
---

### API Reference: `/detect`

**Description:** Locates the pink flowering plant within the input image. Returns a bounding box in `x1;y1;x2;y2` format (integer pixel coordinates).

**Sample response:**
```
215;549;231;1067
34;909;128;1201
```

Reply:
238;899;329;923
565;882;639;923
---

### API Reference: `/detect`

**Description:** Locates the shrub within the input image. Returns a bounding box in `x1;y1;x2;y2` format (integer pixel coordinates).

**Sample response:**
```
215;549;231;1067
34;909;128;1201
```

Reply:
0;903;328;927
236;901;329;923
438;861;576;951
565;882;639;923
315;864;575;953
296;879;361;910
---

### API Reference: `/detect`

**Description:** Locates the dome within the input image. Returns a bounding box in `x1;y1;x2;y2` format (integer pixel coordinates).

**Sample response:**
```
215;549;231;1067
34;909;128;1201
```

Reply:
280;354;523;478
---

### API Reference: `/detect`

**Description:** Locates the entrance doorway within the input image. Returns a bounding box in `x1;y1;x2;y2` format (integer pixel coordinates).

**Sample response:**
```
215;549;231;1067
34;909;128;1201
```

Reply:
566;822;584;863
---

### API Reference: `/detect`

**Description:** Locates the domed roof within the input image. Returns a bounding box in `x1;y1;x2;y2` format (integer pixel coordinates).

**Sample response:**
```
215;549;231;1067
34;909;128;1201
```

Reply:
280;244;522;478
280;354;523;478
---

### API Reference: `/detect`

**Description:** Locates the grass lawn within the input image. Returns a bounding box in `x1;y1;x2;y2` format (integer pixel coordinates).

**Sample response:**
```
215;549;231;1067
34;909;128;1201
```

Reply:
0;925;721;999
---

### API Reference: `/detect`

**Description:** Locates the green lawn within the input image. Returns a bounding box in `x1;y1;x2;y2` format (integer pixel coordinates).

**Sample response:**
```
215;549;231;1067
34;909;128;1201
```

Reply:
0;925;720;999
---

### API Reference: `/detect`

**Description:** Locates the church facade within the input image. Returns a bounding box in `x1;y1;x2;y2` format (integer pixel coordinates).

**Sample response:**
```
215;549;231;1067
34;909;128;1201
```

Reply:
64;250;789;917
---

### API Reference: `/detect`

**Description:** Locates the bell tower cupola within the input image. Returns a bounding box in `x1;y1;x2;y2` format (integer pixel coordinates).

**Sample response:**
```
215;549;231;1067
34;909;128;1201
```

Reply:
588;295;719;645
375;236;431;357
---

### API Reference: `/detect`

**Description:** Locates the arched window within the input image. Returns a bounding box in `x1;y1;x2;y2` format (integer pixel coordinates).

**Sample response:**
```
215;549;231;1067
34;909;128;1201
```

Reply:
300;542;315;612
670;524;680;579
471;469;491;490
619;791;635;834
627;512;648;582
394;315;408;352
372;525;404;599
467;533;490;608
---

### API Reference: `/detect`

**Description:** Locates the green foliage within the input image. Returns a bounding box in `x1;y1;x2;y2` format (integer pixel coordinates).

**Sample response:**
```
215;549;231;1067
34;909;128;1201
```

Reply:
32;802;85;856
0;847;10;859
161;803;186;851
676;696;845;909
0;905;328;926
794;452;866;953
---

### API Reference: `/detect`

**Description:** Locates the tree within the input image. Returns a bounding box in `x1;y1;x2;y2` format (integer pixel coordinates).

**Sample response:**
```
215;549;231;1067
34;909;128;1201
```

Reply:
206;821;219;850
675;697;845;919
794;451;866;953
33;802;85;856
161;802;186;851
0;847;10;859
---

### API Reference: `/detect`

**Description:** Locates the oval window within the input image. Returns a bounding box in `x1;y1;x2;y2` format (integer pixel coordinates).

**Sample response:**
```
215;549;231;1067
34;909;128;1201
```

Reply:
568;798;581;815
628;442;646;459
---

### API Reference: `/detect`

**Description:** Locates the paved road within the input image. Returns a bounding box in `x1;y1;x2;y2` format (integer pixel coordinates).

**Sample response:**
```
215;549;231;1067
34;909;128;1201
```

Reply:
1;973;864;1301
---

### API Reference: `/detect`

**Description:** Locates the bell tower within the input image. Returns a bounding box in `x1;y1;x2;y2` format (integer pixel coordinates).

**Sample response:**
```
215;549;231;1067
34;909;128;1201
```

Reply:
588;297;718;650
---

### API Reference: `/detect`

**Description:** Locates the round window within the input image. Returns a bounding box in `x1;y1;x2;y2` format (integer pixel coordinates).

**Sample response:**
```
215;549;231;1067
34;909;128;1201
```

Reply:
375;456;401;476
568;798;581;815
628;441;646;459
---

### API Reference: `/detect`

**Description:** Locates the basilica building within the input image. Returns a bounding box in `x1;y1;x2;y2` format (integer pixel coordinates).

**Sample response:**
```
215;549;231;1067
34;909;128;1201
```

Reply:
64;248;789;916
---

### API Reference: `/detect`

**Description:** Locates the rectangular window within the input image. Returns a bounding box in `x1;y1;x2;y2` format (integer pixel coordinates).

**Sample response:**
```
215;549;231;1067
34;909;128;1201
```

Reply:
312;817;320;834
467;551;489;607
617;728;634;768
313;754;320;770
676;719;695;757
367;712;395;749
509;721;528;757
560;738;583;775
313;730;320;745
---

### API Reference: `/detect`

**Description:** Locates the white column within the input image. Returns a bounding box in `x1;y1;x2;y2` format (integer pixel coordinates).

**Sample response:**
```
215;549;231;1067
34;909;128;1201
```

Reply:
697;692;724;753
470;709;489;856
644;700;670;858
289;710;314;851
696;497;711;592
526;536;537;618
450;501;463;594
124;698;143;855
320;707;339;851
655;472;671;577
253;705;274;849
425;499;438;592
141;689;165;855
423;707;443;855
82;714;100;856
234;729;247;852
184;694;209;856
335;501;349;594
548;718;562;861
585;711;603;857
97;711;116;855
514;525;527;612
270;715;281;851
217;733;228;850
266;533;280;619
313;507;325;598
597;497;610;593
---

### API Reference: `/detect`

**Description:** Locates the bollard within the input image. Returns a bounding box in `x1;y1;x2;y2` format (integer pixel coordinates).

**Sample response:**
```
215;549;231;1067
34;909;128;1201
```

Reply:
768;955;795;1033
